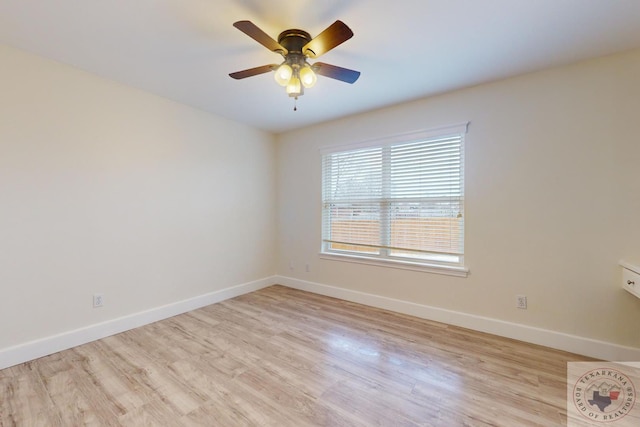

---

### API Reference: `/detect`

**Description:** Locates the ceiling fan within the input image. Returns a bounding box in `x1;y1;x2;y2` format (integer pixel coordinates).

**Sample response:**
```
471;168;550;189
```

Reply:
229;20;360;104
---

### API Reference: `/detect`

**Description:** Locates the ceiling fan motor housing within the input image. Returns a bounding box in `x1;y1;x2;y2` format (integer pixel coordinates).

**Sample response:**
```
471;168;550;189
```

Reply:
278;29;312;55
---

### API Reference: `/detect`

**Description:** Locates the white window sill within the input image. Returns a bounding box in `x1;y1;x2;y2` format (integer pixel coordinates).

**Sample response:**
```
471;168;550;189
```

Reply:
319;252;469;277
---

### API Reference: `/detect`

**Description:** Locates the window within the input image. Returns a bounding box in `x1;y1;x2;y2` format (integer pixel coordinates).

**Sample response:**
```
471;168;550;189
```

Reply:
321;123;468;275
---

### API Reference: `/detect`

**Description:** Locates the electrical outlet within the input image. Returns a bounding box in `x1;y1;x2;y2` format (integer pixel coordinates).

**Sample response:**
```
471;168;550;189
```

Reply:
93;294;104;308
289;260;294;270
305;263;310;272
516;295;527;309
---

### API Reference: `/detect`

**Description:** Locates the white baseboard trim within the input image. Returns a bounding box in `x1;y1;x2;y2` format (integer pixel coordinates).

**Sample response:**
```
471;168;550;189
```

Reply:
0;276;276;370
5;275;639;369
275;275;640;361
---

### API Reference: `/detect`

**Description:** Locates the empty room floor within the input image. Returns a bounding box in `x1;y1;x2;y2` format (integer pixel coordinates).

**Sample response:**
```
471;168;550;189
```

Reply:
0;285;592;426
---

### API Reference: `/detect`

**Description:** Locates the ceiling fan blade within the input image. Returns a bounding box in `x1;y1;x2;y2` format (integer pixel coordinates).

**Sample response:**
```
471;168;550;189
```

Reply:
303;20;354;58
229;64;277;80
312;62;360;84
233;21;287;55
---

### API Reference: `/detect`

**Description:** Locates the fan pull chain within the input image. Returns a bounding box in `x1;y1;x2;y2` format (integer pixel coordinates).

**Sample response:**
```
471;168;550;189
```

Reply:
293;97;298;111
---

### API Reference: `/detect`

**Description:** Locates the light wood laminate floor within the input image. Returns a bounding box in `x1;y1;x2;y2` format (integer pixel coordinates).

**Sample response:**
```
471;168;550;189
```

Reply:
0;285;592;426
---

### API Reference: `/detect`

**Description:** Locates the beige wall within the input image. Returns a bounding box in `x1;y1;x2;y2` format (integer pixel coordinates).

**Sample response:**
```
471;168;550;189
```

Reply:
0;44;277;350
276;49;640;348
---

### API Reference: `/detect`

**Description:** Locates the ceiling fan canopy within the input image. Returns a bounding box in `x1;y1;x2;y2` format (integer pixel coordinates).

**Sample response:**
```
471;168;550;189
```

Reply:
229;20;360;100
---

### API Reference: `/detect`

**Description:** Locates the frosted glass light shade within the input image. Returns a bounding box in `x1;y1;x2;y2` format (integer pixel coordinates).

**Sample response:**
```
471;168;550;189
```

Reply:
300;66;317;88
274;63;293;86
286;75;302;96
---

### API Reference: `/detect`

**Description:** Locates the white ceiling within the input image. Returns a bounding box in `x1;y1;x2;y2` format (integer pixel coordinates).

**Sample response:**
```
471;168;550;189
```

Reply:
2;0;640;134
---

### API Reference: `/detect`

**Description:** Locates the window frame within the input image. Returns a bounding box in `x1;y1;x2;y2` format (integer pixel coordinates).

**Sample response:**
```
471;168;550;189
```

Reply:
320;123;469;277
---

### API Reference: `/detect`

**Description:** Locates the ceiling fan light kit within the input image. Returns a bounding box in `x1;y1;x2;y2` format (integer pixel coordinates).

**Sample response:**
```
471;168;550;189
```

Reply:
229;20;360;108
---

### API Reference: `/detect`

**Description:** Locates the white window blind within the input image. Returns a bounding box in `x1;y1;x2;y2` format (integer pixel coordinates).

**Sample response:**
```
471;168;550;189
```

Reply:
322;124;466;268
